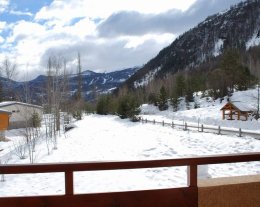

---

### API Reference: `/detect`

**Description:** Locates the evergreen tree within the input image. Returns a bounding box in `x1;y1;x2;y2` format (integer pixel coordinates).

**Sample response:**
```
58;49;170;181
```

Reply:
170;94;179;112
117;94;140;121
175;74;186;97
235;65;252;91
208;68;228;99
220;49;240;92
158;86;168;111
148;93;159;106
185;85;194;103
96;95;113;115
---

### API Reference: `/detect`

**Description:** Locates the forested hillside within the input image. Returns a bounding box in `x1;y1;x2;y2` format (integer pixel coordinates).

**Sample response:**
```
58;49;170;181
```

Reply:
125;0;260;88
97;0;260;120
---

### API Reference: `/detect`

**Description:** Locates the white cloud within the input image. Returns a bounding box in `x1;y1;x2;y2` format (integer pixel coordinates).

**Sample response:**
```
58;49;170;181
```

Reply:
35;0;196;24
0;0;9;13
0;21;6;33
81;0;197;18
35;0;87;26
0;35;4;43
2;17;97;80
7;20;46;43
1;0;245;81
9;10;33;17
124;33;176;49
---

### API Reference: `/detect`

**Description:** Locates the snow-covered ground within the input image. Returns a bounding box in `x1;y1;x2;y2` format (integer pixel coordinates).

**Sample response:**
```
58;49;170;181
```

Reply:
0;89;260;196
141;88;260;132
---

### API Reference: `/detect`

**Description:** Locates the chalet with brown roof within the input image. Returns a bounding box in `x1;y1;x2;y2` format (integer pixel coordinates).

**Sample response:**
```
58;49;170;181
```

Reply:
220;102;254;121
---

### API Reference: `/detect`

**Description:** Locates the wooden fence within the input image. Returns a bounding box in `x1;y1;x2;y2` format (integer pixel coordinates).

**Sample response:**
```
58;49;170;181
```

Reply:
0;153;259;207
141;118;260;140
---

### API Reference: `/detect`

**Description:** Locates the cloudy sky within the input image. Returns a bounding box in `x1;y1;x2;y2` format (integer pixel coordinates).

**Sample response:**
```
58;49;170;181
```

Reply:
0;0;245;81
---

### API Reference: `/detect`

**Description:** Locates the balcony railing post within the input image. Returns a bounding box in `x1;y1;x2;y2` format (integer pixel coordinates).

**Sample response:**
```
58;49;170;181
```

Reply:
187;165;197;187
65;171;74;195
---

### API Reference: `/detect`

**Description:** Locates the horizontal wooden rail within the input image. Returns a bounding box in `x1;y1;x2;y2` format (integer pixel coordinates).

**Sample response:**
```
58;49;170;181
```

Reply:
141;118;260;139
1;153;259;174
0;152;259;207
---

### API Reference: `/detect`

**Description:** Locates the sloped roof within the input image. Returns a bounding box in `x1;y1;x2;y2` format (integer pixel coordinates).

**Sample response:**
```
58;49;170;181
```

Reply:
0;109;12;114
220;102;255;112
0;101;43;109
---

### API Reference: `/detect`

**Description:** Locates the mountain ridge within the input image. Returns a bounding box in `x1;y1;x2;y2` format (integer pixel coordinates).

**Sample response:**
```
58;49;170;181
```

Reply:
0;67;139;102
125;0;260;88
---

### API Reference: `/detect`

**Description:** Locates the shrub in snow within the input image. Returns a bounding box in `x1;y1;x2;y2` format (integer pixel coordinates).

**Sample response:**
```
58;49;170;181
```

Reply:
72;110;82;120
31;112;41;128
12;140;27;159
117;94;140;121
65;123;77;132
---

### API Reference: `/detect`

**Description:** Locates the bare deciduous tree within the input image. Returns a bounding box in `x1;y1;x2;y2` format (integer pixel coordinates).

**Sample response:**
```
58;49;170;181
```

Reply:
0;57;17;100
44;55;71;151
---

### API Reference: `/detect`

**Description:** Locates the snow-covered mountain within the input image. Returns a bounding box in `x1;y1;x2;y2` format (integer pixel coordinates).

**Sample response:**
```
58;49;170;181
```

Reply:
126;0;260;88
1;67;139;101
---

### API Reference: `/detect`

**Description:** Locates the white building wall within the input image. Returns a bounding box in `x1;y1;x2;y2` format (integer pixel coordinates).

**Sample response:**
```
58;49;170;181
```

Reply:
0;103;43;129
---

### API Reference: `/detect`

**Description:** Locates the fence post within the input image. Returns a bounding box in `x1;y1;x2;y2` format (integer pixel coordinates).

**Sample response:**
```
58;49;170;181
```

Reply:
218;126;221;135
201;124;204;132
153;120;155;124
65;171;74;195
145;118;147;123
184;122;187;131
172;121;174;128
162;120;164;126
238;128;242;137
187;165;197;187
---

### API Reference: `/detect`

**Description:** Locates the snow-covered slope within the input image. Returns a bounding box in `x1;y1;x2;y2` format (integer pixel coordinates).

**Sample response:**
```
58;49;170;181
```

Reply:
141;88;260;131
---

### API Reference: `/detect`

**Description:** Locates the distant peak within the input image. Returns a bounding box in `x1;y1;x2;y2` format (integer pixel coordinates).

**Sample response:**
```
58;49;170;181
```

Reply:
81;70;96;75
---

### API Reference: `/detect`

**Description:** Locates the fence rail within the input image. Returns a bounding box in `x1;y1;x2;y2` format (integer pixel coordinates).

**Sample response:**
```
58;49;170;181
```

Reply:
141;118;260;140
0;152;260;207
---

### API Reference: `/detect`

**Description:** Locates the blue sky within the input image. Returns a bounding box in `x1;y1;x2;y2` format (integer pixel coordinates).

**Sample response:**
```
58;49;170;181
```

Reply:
1;0;51;22
0;0;245;81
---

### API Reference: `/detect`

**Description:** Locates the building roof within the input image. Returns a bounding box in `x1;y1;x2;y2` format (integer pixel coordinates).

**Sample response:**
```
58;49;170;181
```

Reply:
0;101;43;109
0;109;12;114
220;102;255;112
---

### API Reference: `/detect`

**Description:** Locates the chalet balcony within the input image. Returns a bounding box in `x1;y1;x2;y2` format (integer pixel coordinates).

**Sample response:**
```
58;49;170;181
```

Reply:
0;152;259;207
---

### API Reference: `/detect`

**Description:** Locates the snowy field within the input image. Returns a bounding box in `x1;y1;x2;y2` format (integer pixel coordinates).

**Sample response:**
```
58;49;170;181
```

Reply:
0;113;260;196
141;88;260;132
0;88;260;196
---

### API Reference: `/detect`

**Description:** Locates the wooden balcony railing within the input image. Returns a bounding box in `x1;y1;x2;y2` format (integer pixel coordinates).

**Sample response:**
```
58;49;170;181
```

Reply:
0;152;259;207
